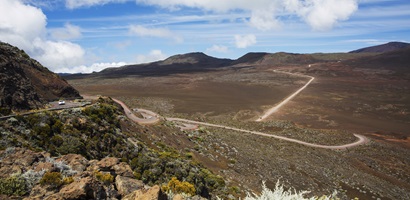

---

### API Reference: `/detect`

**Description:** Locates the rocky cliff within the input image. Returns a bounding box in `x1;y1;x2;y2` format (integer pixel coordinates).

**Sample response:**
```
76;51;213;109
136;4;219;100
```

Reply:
0;42;81;114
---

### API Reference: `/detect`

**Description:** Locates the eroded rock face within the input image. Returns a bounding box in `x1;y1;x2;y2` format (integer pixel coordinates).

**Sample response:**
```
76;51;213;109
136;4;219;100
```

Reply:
0;42;81;114
0;148;144;199
115;176;144;196
0;148;207;200
57;154;88;172
97;157;119;170
55;177;96;199
122;185;167;200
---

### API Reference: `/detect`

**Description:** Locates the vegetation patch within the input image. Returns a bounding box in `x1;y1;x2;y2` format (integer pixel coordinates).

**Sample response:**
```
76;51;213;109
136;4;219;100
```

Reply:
39;172;63;189
0;174;28;196
162;177;196;197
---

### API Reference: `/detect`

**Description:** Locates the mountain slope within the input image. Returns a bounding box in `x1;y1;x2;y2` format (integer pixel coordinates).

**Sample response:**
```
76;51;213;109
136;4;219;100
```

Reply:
345;46;410;72
349;42;410;53
0;42;81;114
96;52;318;77
234;52;318;66
99;52;232;76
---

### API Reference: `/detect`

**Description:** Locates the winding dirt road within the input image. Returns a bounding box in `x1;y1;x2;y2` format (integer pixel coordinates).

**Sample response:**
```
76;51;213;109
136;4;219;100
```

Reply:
256;71;315;121
87;74;369;150
112;98;160;125
166;117;368;150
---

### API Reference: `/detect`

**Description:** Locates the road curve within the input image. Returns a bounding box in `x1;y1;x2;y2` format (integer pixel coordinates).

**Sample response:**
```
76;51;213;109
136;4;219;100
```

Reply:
112;98;160;125
167;117;368;150
256;71;315;122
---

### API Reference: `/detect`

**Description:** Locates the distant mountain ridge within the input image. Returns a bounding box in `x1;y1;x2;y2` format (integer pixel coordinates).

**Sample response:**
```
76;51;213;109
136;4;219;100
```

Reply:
160;52;232;65
349;42;410;53
66;41;409;78
96;51;320;77
99;52;233;76
0;42;81;114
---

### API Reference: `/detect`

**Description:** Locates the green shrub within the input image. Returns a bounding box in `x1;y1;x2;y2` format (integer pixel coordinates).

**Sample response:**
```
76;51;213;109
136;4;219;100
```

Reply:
94;171;114;184
162;177;196;197
50;135;64;146
63;176;74;185
0;175;27;196
39;172;63;189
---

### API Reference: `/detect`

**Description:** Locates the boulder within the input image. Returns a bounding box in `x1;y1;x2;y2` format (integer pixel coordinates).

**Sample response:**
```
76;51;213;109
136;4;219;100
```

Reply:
57;154;88;172
173;194;184;200
97;157;119;171
113;162;134;177
122;185;166;200
57;177;95;199
34;162;54;172
26;184;56;200
1;148;42;167
115;176;144;196
191;196;208;200
0;165;22;178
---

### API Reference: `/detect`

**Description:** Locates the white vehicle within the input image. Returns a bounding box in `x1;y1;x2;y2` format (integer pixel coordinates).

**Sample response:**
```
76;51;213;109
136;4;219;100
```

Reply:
58;100;65;105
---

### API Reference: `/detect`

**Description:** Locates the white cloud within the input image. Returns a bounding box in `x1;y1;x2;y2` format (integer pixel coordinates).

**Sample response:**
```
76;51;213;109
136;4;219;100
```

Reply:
129;25;183;42
135;50;167;64
0;0;87;72
50;23;82;40
32;39;85;70
235;34;257;48
136;0;359;31
206;45;228;53
65;0;130;9
249;9;281;31
284;0;358;31
0;0;46;51
58;62;127;73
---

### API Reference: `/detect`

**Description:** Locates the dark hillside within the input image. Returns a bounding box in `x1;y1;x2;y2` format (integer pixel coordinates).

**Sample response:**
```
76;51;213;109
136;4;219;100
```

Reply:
0;42;81;114
233;52;318;66
345;47;410;74
99;52;233;76
349;42;410;53
232;52;269;65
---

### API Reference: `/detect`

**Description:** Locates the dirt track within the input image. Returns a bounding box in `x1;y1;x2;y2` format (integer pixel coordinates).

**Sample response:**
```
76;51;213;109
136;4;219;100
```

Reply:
166;117;368;150
256;71;315;121
107;73;369;150
112;98;160;125
83;74;370;150
108;98;369;150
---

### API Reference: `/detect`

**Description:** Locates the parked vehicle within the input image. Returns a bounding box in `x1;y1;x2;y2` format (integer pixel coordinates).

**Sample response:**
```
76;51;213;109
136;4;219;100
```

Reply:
58;100;65;105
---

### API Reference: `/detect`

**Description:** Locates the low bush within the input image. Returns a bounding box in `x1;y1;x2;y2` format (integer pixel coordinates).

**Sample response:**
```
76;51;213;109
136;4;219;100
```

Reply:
39;172;63;189
94;171;114;184
0;174;28;196
162;177;196;197
63;176;74;185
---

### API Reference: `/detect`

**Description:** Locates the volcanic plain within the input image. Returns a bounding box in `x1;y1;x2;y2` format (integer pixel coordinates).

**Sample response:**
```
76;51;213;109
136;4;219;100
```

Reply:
66;47;410;199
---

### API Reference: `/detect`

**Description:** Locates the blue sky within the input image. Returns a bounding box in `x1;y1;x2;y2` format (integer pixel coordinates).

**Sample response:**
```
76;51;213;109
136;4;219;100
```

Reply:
1;0;409;73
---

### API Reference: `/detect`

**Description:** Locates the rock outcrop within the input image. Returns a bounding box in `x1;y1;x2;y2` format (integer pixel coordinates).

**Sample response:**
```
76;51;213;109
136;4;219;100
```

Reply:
0;42;81;114
0;148;206;200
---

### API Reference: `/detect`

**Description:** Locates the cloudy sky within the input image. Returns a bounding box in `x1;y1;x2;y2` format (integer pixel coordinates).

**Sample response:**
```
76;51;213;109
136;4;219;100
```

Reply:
1;0;409;73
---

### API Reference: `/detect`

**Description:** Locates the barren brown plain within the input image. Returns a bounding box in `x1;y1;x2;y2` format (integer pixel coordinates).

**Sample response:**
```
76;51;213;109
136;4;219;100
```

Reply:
67;63;410;200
